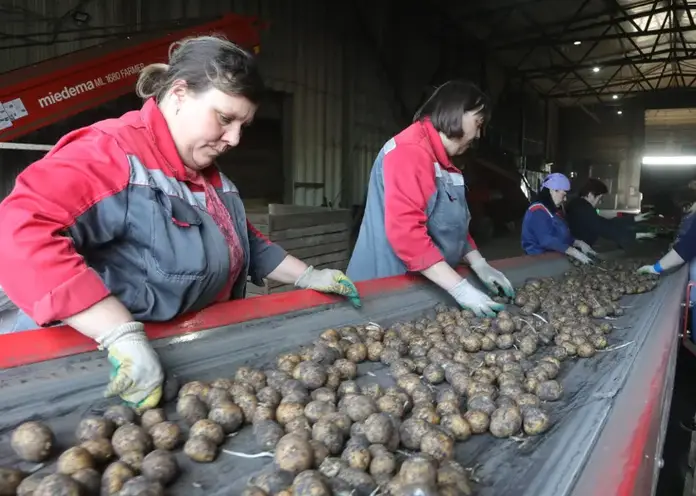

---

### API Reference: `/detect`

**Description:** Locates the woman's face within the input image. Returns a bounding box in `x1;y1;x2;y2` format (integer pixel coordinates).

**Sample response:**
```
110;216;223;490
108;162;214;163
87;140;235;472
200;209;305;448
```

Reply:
165;84;257;171
442;109;485;156
550;189;567;206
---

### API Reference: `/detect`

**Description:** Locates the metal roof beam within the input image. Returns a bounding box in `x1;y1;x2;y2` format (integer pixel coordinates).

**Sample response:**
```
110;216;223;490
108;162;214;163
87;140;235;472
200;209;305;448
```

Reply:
495;3;687;49
548;73;696;97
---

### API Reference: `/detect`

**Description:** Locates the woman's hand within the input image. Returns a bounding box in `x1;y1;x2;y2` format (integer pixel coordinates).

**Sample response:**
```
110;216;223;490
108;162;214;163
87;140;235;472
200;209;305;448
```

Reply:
573;239;597;256
295;266;361;307
447;280;504;317
467;254;515;297
97;322;164;412
566;247;592;264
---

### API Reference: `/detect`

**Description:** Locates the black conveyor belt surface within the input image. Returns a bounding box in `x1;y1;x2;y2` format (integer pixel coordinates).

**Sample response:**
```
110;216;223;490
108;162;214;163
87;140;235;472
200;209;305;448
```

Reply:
0;256;682;495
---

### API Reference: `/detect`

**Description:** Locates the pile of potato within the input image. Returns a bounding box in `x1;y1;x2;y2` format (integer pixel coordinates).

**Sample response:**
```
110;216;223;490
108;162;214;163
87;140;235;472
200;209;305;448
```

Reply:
0;261;659;495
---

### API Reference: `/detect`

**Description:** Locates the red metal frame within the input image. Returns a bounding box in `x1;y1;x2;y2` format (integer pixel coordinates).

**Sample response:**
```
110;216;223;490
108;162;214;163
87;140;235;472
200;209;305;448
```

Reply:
0;253;561;369
0;14;265;141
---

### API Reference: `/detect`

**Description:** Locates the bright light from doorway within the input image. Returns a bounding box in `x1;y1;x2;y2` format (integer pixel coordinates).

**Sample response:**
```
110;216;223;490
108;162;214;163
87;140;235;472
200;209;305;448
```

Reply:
612;94;619;99
574;40;582;45
592;66;601;73
617;110;623;115
642;156;696;166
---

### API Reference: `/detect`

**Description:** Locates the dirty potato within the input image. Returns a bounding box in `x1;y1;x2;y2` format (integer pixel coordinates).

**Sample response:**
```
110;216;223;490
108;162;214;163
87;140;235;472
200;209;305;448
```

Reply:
11;421;54;462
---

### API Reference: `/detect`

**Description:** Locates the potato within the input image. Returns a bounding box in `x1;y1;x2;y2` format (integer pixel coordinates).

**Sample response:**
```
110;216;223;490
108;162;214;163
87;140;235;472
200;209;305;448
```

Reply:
184;436;218;463
231;382;257;402
333;359;359;381
0;467;24;496
236;392;259;424
447;371;470;396
411;385;434;406
396;374;421;395
380;347;401;365
148;421;181;451
241;486;268;496
304;401;337;424
517;393;541;414
346;343;368;363
257;387;282;407
523;407;551;435
367;342;384;361
253;403;276;424
16;473;44;496
248;466;295;495
278;353;303;373
310;440;330;467
293;362;328;390
337;380;360;397
11;421;54;462
341;442;371;471
363;413;394;445
206;387;233;408
369;450;396;477
77;438;114;466
71;467;100;495
292;470;331;495
537;380;564;401
275;434;315;473
410;404;439;424
489;406;523;438
57;446;94;475
101;461;135;495
111;424;151;457
311;420;345;455
399;418;431;450
190;419;225;445
103;405;137;427
361;383;384;401
277;402;306;426
285;416;312;440
75;417;115;442
311;387;337;404
33;473;81;496
420;428;454;462
376;394;406;418
235;367;267;393
120;450;144;472
119;475;164;496
345;395;377;422
335;467;377;495
141;450;178;486
463;410;490;434
398;455;437;486
254;420;286;450
577;342;597;358
176;394;208;426
422;364;445;384
466;395;496;416
437;460;474;495
440;414;472;441
323;412;352;437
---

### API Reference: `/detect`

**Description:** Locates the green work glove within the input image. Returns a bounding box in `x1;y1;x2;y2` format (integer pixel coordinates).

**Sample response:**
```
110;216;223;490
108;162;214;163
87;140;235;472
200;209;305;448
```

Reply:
295;266;362;308
97;322;164;413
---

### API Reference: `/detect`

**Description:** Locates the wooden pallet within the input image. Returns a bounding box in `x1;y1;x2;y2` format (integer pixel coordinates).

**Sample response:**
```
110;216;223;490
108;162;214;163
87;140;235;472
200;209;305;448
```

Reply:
245;204;352;297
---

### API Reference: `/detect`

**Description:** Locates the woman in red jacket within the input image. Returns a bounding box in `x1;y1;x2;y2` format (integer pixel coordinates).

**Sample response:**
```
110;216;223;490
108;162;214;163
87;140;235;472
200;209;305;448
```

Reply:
0;36;358;411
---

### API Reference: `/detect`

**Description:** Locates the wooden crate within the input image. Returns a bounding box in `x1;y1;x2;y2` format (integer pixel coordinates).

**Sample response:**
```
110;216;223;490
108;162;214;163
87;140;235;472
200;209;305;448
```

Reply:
245;204;352;297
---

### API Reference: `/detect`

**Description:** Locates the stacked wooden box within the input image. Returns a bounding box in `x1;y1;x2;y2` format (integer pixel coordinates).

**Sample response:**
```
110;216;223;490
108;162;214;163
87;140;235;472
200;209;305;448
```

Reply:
245;204;352;297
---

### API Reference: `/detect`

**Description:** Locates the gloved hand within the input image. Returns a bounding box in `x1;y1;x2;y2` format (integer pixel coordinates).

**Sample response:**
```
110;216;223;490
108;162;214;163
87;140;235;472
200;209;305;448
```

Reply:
448;279;505;317
635;212;653;222
96;322;164;412
573;239;597;256
469;258;515;297
295;266;362;308
567;247;592;264
637;264;659;275
636;232;657;240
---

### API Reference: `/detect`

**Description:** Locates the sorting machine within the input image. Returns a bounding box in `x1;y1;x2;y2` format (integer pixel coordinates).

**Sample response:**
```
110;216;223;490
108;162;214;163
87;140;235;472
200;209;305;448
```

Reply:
0;253;685;495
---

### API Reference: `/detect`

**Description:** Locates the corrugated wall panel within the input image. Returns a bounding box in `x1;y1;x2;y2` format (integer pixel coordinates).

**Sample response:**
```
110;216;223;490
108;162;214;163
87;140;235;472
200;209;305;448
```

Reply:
1;0;401;206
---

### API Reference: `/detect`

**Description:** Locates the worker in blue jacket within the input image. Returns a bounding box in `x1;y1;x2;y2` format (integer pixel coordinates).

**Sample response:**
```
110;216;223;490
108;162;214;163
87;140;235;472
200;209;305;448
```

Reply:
521;173;596;264
638;203;696;276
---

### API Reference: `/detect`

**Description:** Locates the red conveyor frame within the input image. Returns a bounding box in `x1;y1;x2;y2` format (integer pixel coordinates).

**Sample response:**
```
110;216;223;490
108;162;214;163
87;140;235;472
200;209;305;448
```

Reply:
0;253;684;496
0;14;264;142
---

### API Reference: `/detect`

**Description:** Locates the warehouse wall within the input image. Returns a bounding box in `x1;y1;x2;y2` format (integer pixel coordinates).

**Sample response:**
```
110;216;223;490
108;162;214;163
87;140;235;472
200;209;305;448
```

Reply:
557;105;643;211
0;0;428;207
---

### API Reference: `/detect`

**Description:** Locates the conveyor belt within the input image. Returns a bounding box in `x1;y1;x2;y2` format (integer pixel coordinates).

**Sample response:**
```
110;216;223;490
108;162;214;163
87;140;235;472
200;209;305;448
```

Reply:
0;255;685;495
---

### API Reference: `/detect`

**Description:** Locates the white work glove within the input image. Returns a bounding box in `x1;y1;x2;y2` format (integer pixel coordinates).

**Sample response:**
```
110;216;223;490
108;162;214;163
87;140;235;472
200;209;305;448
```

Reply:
635;212;653;222
96;322;164;412
469;257;515;297
567;247;592;264
636;232;657;240
637;264;659;275
448;280;505;318
295;266;361;307
573;239;597;256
